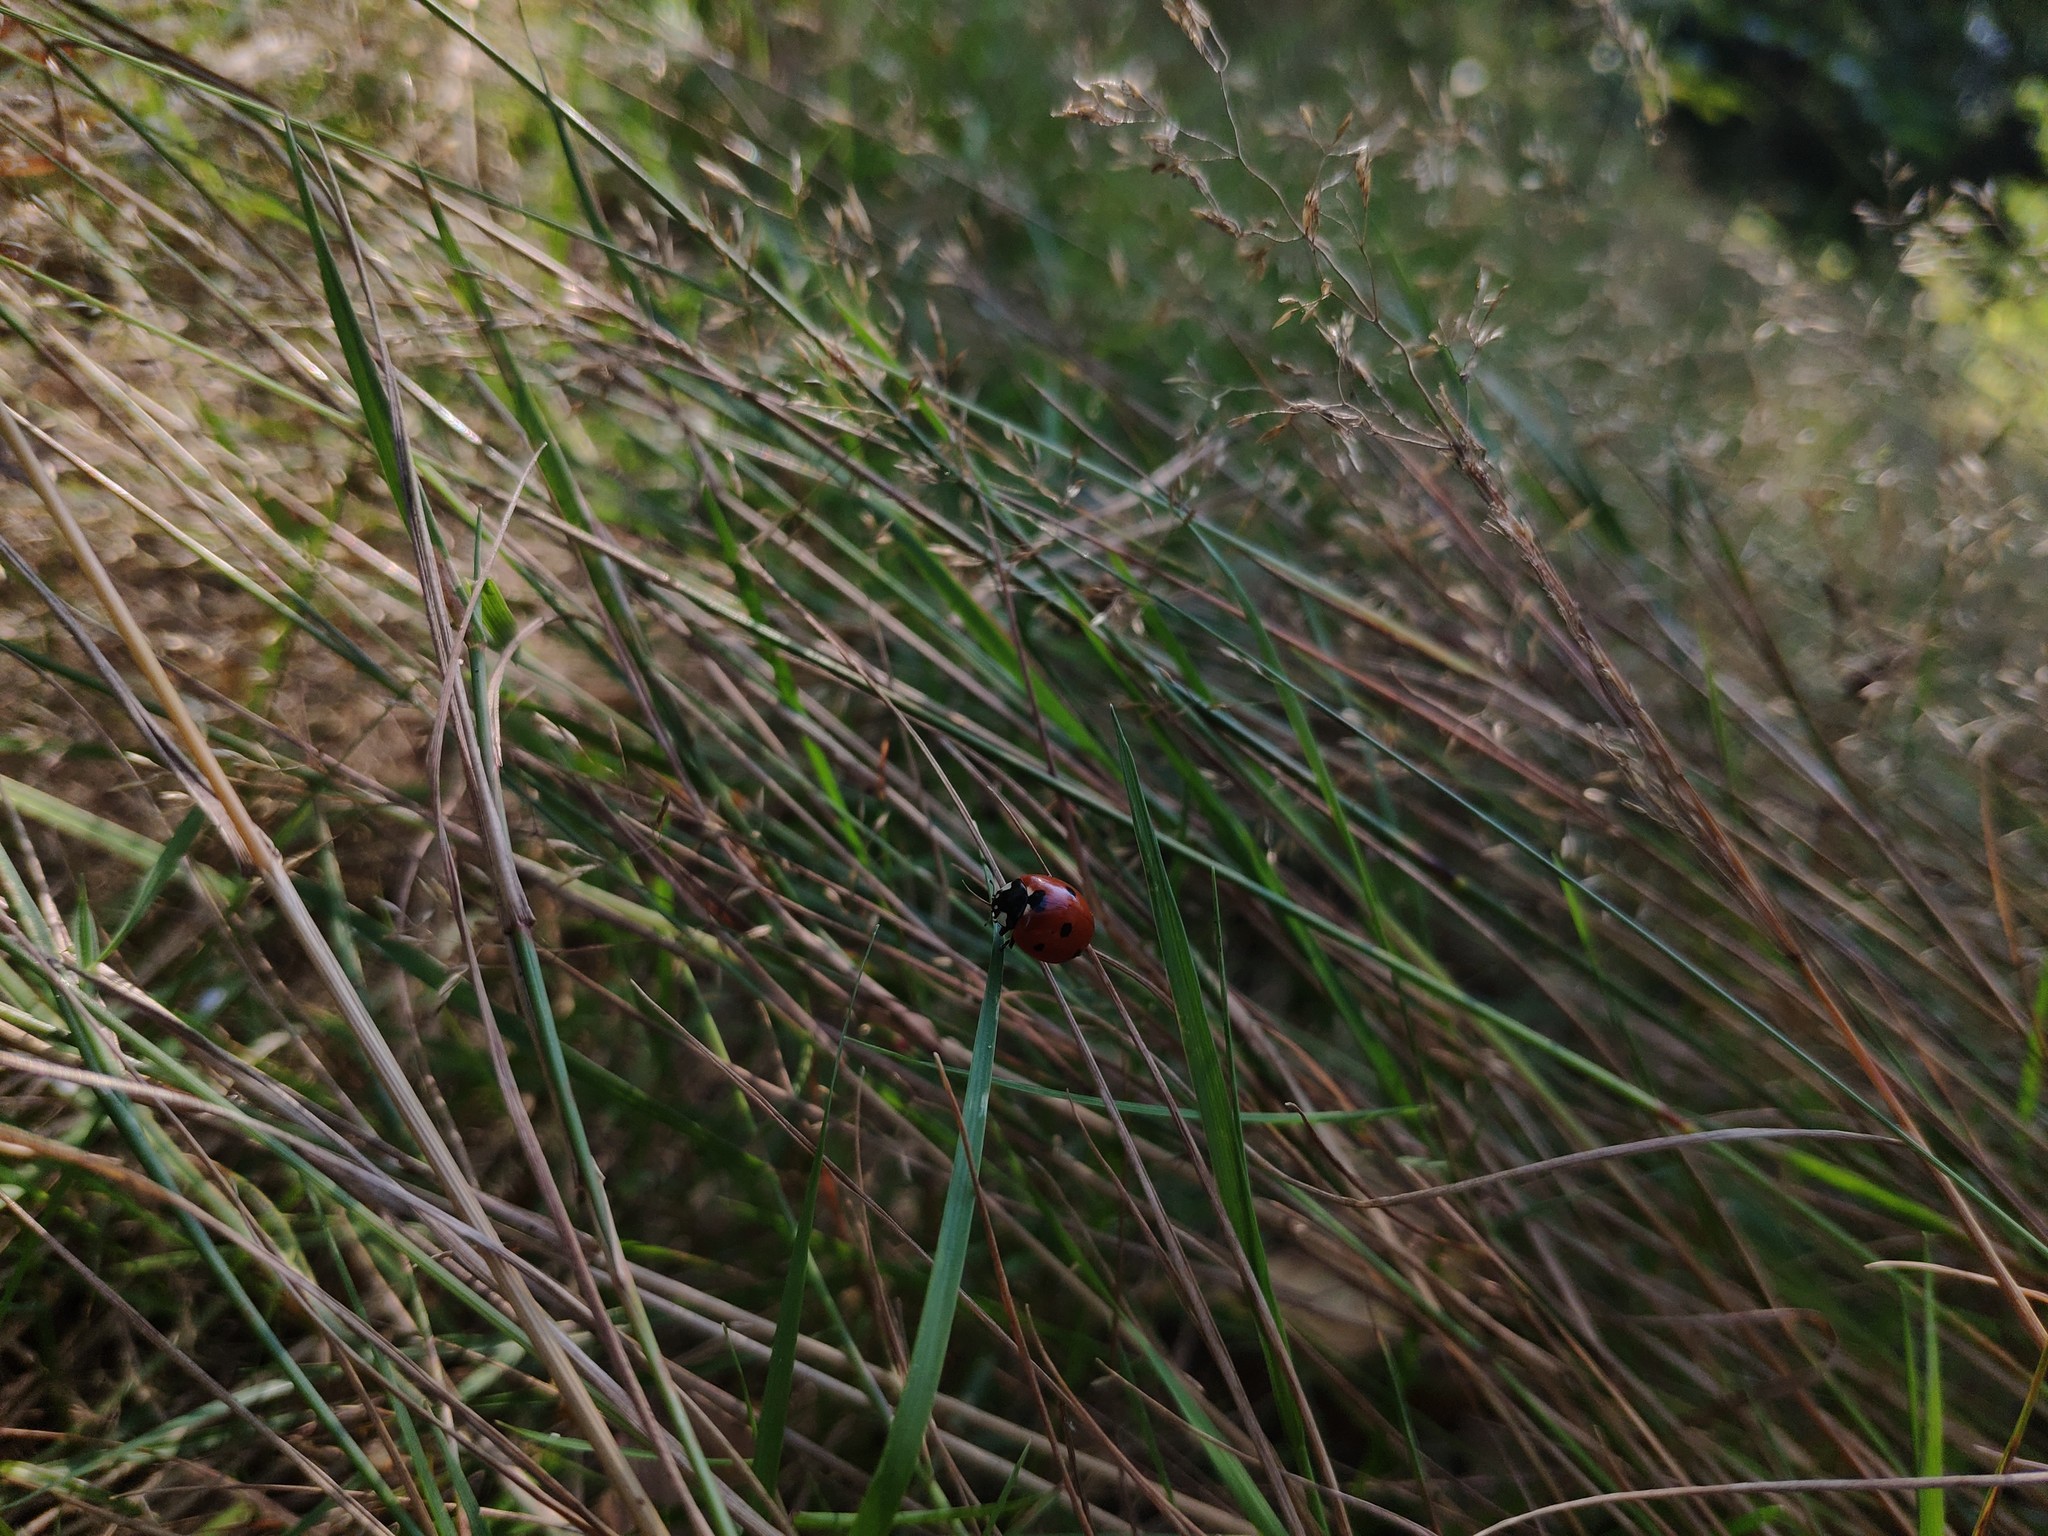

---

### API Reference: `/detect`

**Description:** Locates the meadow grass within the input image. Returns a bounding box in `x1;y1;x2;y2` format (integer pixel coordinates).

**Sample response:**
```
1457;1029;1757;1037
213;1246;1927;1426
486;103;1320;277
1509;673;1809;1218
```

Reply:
0;2;2045;1534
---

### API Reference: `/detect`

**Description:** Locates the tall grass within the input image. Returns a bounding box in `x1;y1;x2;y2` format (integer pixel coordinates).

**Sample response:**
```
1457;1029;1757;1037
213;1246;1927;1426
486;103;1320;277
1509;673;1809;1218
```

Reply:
0;1;2045;1534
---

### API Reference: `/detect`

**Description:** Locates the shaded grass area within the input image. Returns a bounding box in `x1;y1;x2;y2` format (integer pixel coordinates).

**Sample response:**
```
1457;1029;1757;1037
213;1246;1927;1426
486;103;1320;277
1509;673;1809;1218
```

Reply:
0;2;2045;1534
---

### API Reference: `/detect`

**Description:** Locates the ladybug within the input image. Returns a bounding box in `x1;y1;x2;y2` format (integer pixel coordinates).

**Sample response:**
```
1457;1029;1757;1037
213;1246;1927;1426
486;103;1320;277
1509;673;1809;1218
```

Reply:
989;874;1096;965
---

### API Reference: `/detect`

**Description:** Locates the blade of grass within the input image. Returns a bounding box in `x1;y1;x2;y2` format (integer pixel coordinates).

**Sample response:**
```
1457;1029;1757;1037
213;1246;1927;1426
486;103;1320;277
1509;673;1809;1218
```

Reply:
1970;1336;2048;1536
755;1016;851;1490
1111;713;1325;1522
423;186;706;796
0;840;424;1536
848;931;1006;1536
700;480;865;857
2018;968;2048;1122
277;121;690;1536
1919;1263;1944;1536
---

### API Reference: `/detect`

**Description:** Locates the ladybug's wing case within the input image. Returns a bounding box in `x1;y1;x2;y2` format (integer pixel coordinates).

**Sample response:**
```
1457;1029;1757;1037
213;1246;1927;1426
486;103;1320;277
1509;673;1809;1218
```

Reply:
991;876;1094;961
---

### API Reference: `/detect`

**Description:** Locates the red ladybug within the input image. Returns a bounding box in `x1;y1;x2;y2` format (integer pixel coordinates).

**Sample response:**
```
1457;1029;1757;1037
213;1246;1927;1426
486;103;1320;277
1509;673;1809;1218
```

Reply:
989;874;1096;964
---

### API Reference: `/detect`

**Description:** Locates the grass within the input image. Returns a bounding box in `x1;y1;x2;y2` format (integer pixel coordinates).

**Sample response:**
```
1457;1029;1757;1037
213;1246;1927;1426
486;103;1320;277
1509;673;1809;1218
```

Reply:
0;0;2045;1534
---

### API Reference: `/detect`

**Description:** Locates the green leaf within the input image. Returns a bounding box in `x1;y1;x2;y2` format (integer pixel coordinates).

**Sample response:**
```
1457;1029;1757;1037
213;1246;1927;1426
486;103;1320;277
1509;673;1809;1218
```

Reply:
476;578;518;650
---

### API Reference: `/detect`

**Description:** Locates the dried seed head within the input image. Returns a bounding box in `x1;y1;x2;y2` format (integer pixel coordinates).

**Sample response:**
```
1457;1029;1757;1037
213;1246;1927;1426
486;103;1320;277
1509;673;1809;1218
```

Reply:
1162;0;1227;70
1055;77;1159;127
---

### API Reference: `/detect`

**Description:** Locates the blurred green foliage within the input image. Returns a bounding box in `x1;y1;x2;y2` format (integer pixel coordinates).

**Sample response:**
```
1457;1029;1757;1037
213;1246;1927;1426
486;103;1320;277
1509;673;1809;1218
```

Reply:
1652;0;2048;233
1903;79;2048;450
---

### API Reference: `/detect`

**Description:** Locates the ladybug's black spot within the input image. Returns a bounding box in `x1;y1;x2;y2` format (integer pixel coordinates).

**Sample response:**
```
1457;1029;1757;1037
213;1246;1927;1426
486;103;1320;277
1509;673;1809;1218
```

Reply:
1032;942;1046;952
1030;889;1047;909
1059;922;1073;937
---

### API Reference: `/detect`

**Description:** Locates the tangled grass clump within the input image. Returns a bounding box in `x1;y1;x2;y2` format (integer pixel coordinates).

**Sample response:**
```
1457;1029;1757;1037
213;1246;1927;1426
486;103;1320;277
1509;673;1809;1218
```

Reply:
0;2;2046;1534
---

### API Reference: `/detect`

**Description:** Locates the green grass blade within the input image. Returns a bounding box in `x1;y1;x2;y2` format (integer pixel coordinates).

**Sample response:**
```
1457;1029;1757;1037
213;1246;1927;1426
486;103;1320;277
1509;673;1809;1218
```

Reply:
1193;527;1419;1102
92;806;205;964
1124;1329;1290;1536
282;125;406;517
426;193;704;788
849;932;1006;1536
754;1037;847;1490
1112;714;1317;1495
1112;714;1261;1264
701;484;864;856
1784;1150;1957;1235
2018;968;2048;1121
1919;1264;1944;1536
0;845;423;1536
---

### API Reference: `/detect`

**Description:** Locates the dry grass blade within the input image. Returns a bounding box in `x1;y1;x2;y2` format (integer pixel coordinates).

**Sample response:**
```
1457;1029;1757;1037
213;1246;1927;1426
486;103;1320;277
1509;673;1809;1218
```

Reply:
1287;1127;1896;1210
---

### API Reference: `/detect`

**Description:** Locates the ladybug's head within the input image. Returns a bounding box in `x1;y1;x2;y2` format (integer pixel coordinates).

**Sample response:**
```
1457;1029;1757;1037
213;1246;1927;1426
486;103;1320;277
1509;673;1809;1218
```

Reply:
988;878;1033;929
